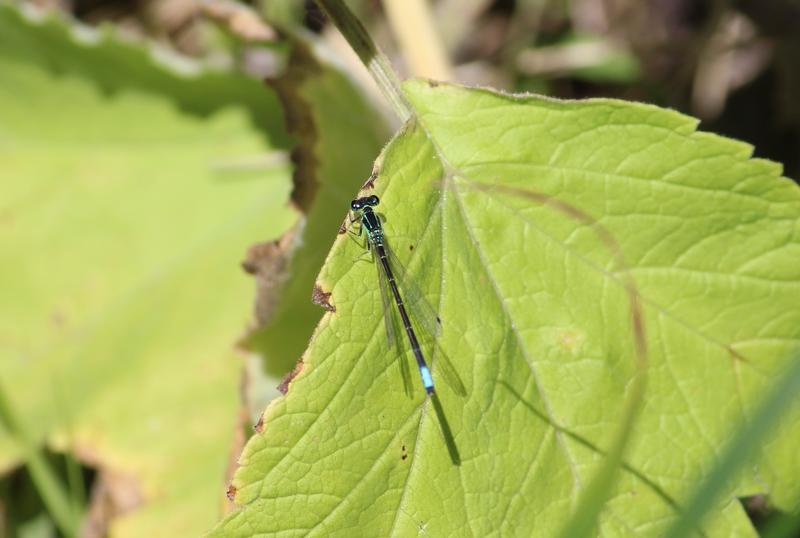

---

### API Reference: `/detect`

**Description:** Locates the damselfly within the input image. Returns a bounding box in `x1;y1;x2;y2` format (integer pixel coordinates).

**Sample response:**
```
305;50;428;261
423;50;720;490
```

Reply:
349;195;466;397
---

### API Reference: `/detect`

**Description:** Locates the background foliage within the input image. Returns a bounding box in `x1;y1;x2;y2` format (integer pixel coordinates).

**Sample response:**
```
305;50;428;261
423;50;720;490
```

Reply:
1;0;798;536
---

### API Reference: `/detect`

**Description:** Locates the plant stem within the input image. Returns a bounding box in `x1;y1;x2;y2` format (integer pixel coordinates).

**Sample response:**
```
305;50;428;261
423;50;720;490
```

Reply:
313;0;412;122
383;0;454;81
665;354;800;538
0;384;81;537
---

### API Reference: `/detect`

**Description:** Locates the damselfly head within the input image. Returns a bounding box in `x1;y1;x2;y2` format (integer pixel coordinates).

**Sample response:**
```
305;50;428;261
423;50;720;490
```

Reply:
350;195;380;211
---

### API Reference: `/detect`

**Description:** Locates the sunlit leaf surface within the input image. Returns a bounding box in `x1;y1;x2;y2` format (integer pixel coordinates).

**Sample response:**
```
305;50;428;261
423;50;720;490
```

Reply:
184;79;800;535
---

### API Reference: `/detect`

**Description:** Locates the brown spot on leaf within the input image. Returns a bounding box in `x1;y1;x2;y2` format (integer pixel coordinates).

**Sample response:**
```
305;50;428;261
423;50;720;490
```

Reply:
240;227;300;328
50;309;66;328
222;402;249;512
362;171;378;190
277;359;305;395
226;485;237;502
254;414;265;433
312;285;335;312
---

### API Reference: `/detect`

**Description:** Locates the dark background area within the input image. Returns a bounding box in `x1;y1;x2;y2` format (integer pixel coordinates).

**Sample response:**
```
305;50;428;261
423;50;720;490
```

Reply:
35;0;800;181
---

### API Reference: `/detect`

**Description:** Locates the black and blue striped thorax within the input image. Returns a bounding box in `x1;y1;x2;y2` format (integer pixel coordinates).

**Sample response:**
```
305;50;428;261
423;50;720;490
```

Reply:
351;195;384;245
361;207;383;243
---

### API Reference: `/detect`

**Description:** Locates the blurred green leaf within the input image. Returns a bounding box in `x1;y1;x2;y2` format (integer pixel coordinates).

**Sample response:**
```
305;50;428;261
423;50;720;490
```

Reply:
242;41;388;380
518;33;641;85
569;34;641;84
0;4;295;537
0;2;290;146
213;80;799;536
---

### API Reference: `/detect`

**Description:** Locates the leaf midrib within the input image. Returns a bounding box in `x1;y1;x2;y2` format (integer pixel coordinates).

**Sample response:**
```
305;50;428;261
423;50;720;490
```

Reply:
409;96;757;527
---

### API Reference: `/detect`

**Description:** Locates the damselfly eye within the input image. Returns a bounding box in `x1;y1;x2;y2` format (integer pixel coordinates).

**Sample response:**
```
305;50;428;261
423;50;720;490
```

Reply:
366;195;380;206
350;200;362;211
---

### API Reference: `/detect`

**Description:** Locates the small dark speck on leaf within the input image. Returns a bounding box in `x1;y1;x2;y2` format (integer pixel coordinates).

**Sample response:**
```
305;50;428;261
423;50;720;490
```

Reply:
278;359;304;395
362;170;378;190
409;244;414;251
50;310;66;328
401;444;408;461
254;414;265;433
312;285;335;312
226;485;237;502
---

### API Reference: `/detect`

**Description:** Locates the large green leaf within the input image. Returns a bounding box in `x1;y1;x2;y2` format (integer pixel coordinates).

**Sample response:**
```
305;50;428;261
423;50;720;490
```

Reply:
213;79;800;536
0;4;295;536
0;2;289;146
